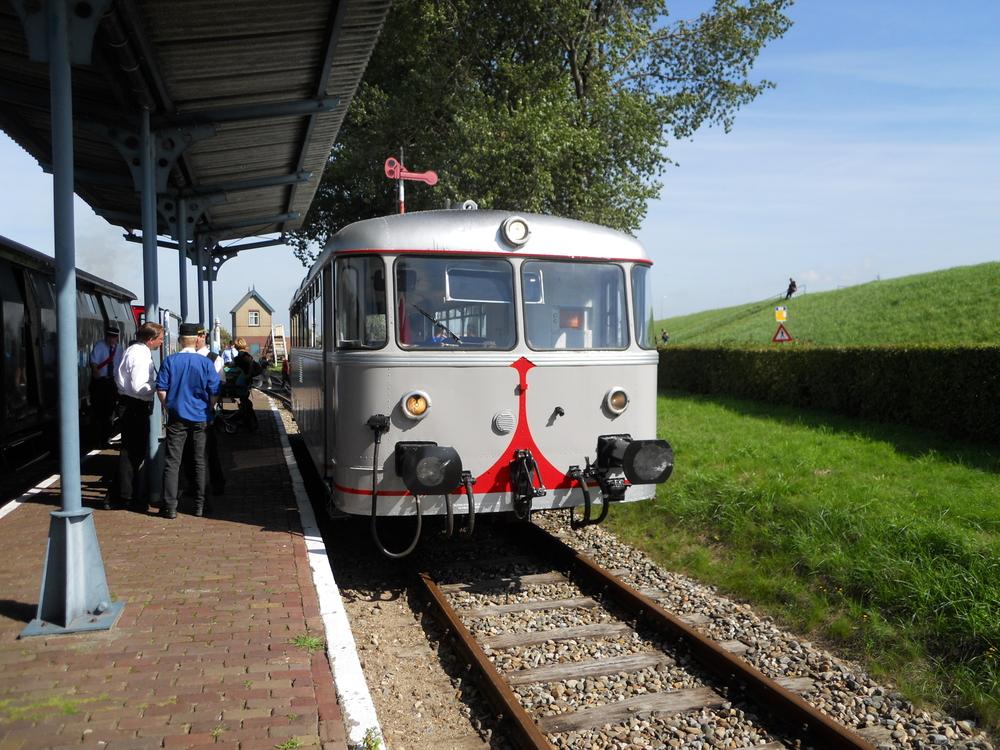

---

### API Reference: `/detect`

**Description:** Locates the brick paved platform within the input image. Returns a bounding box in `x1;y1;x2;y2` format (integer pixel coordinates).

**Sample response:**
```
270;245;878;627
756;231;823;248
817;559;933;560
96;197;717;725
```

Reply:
0;392;350;750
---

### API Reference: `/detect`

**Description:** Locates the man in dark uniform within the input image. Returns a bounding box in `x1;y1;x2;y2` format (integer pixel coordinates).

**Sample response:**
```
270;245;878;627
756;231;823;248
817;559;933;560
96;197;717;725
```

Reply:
89;325;122;444
156;322;221;518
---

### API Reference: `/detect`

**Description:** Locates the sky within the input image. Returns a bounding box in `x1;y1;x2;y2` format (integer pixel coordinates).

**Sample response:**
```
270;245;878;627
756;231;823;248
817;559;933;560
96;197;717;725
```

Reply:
1;1;998;327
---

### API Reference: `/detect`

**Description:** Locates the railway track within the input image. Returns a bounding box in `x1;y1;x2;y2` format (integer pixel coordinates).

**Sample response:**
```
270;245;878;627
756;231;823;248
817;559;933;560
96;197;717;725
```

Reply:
258;384;291;409
413;522;876;750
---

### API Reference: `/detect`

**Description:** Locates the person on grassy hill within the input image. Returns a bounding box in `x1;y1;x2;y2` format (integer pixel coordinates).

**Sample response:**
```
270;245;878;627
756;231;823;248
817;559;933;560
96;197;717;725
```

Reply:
785;277;797;300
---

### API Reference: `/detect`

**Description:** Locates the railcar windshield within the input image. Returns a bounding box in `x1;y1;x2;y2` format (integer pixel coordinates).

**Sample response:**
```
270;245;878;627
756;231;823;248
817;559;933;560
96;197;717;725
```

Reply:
631;264;656;349
521;261;628;350
395;257;515;349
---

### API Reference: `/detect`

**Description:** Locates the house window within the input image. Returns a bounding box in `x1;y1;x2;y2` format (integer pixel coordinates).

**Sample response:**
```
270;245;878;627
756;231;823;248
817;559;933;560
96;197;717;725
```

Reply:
248;310;260;326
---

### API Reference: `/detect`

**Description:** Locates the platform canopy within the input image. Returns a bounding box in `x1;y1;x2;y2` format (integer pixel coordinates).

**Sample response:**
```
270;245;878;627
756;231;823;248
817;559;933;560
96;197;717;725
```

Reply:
0;0;391;241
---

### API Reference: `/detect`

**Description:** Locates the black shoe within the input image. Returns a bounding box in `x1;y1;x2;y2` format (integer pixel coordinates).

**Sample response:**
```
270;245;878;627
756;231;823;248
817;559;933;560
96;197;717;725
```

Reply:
193;506;204;517
159;508;177;519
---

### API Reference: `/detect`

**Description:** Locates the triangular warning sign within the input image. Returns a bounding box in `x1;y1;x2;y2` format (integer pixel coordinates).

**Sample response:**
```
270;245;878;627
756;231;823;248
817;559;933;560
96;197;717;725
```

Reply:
772;322;793;343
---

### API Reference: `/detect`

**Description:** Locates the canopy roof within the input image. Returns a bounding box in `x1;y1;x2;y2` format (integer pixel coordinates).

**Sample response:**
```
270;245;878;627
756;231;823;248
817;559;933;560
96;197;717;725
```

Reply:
0;0;390;243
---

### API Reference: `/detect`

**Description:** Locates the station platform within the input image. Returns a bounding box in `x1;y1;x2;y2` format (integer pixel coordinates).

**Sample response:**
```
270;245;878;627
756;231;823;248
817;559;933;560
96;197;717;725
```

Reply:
0;391;353;750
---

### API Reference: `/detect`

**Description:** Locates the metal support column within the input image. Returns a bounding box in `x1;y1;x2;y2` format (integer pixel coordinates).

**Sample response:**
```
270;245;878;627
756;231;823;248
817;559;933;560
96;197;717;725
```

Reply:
207;245;215;340
21;0;123;638
196;238;206;327
177;198;188;322
141;109;163;507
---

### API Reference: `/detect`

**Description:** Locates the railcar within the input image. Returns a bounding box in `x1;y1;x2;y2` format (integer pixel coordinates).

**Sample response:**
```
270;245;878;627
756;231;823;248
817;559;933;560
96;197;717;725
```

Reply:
0;234;137;469
289;209;673;557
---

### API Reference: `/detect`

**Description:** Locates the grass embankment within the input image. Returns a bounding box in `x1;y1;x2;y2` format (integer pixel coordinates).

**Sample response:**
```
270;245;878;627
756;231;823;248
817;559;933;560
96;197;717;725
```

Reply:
608;391;1000;735
658;261;1000;346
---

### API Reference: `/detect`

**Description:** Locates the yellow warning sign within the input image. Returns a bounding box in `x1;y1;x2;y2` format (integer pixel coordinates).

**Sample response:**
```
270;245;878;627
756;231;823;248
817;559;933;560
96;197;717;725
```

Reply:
774;306;787;322
772;323;793;343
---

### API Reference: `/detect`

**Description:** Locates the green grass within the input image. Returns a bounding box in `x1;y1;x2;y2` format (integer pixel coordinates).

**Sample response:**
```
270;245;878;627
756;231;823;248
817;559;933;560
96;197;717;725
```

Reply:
0;694;109;723
658;262;1000;346
288;633;325;654
607;391;1000;736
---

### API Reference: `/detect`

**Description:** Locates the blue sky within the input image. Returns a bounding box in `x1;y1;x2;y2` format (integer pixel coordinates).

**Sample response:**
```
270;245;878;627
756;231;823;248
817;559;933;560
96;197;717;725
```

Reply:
2;1;998;326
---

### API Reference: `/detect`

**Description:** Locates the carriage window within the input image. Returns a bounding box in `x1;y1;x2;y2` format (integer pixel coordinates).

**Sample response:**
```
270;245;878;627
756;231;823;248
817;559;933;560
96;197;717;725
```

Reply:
522;262;628;350
336;256;386;349
395;257;515;350
631;265;656;349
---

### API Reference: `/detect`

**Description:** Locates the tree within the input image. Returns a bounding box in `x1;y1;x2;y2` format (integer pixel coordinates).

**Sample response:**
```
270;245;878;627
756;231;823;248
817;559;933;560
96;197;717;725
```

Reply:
290;0;793;266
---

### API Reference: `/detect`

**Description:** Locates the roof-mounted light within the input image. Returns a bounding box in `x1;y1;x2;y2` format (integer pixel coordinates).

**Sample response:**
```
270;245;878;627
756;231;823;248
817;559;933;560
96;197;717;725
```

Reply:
501;216;531;247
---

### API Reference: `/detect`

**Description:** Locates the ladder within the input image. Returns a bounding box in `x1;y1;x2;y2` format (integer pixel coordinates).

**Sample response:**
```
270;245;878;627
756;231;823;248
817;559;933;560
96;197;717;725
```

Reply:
265;324;287;363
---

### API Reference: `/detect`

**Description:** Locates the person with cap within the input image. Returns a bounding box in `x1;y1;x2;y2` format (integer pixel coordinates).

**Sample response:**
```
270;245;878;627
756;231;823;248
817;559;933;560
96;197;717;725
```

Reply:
89;325;123;444
156;322;221;518
110;321;164;510
194;325;226;496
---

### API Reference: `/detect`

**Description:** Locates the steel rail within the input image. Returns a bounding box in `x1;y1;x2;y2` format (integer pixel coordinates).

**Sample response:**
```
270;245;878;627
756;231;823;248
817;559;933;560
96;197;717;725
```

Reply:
520;522;876;750
415;571;556;750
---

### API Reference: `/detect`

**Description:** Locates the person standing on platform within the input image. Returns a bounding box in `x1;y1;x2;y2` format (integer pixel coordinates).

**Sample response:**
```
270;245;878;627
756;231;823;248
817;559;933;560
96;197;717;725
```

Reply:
89;325;122;444
229;337;261;431
110;321;164;510
196;326;226;496
156;323;221;519
221;340;238;366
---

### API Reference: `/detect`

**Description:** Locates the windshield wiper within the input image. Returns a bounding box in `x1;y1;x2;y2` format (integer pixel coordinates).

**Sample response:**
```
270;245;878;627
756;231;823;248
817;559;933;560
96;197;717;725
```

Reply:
412;304;462;344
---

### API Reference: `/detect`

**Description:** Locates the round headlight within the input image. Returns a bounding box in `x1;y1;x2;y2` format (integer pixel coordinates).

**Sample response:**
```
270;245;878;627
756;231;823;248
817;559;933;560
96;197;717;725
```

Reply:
604;387;629;415
623;440;674;484
400;390;431;420
415;456;445;486
501;216;531;246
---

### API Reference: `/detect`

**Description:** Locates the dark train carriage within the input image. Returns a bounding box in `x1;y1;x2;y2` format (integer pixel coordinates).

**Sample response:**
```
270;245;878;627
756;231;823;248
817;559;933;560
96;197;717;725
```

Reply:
0;235;137;468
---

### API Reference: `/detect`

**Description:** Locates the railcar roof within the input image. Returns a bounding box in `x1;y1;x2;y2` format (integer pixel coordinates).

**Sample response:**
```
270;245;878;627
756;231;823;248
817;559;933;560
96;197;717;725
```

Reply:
294;210;650;302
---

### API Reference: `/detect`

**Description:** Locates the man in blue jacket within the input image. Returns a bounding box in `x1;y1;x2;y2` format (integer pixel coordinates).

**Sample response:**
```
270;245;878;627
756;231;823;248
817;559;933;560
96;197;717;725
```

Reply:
156;323;221;518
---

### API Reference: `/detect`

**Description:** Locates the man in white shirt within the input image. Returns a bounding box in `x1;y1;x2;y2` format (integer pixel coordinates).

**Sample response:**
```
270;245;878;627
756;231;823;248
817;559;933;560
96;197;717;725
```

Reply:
197;330;225;376
108;322;164;511
89;325;122;444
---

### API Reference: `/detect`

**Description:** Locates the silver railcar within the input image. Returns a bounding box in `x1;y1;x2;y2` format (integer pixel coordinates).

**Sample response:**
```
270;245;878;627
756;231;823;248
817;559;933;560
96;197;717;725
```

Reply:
289;209;673;556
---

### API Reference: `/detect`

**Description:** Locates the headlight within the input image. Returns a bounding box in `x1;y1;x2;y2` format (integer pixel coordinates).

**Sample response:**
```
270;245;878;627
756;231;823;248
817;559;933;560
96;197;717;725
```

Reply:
415;456;445;485
596;435;673;485
623;440;674;484
604;387;629;415
394;442;463;495
400;390;431;420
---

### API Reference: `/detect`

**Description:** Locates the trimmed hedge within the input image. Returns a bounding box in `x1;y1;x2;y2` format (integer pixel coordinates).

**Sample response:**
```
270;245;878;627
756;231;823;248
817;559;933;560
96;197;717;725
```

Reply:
658;345;1000;442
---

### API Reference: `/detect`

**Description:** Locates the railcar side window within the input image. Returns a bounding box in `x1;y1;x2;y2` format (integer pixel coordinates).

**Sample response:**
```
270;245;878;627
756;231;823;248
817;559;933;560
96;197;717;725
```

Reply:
522;262;628;350
395;257;515;350
631;265;656;349
335;256;386;349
